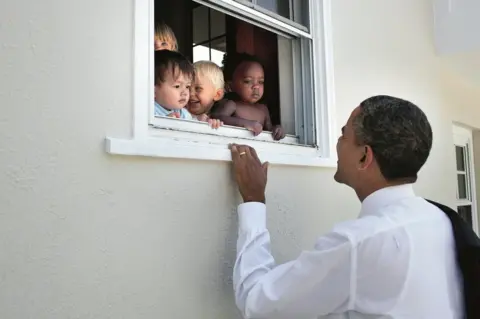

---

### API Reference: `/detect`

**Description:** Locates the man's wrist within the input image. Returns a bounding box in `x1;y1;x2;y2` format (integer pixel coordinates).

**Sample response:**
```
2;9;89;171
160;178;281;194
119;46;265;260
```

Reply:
243;195;265;204
238;202;267;231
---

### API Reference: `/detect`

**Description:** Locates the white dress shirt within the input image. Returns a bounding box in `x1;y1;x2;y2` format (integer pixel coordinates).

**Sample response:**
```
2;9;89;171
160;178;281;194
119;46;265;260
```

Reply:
233;184;463;319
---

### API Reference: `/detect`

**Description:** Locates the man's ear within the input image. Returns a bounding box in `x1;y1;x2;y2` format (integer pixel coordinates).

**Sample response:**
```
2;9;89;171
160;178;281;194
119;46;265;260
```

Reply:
358;145;374;170
213;88;224;101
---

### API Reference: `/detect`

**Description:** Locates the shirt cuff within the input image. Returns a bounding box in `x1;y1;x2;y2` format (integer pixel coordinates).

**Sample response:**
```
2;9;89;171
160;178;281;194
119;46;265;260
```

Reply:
238;202;266;232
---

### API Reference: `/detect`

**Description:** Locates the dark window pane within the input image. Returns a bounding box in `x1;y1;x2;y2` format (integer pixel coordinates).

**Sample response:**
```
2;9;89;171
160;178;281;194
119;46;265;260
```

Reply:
236;0;308;27
210;10;226;39
192;5;226;66
193;6;209;45
210;37;226;66
211;36;226;53
257;0;290;19
292;0;309;26
456;146;465;171
457;205;473;226
457;174;467;199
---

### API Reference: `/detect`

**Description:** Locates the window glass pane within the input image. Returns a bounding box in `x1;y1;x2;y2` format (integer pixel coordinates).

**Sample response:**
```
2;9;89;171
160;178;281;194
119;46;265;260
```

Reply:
292;0;309;27
457;173;467;199
193;44;210;63
456;146;465;171
157;0;302;142
210;37;226;66
277;35;295;135
192;3;226;67
192;39;225;66
193;5;209;45
256;0;290;19
210;10;226;39
457;205;473;226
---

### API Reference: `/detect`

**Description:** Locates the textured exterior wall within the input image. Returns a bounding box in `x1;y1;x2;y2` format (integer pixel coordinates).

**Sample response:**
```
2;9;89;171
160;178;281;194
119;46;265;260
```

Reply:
1;0;479;318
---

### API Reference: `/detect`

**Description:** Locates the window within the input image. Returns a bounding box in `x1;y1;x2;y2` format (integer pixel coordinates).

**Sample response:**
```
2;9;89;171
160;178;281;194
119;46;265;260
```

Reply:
105;0;336;167
192;4;226;66
235;0;309;28
453;125;479;234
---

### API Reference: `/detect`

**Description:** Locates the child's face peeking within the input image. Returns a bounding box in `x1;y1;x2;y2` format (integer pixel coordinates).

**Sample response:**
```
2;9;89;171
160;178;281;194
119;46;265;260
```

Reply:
188;74;223;115
154;36;175;51
231;61;264;104
154;67;191;110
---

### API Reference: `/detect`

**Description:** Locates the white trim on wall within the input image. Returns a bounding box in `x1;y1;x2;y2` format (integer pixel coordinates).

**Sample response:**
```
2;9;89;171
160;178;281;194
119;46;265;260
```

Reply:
106;0;337;167
453;124;479;234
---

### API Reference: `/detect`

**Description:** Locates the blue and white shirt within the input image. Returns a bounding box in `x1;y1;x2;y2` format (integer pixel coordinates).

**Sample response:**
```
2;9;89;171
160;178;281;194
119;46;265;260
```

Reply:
154;102;193;120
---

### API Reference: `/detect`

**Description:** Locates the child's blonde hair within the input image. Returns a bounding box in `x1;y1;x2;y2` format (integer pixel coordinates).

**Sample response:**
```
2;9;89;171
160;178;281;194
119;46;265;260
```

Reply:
194;61;225;91
155;22;178;51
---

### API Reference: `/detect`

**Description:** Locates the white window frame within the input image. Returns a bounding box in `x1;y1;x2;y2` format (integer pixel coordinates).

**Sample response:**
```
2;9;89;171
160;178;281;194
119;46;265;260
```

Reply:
453;124;479;234
105;0;337;167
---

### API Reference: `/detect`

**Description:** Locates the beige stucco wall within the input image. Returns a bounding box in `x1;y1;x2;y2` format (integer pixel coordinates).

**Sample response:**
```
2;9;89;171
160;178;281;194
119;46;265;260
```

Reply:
1;0;480;318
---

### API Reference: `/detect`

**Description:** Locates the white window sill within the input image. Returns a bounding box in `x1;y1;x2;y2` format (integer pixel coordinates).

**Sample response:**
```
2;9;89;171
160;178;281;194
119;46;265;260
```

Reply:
151;116;300;143
105;125;337;168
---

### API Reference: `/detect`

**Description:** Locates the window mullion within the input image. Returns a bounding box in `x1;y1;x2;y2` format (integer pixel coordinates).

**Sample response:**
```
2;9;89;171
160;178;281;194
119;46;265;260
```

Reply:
289;0;294;20
208;8;212;60
195;0;310;38
292;39;306;144
301;37;315;146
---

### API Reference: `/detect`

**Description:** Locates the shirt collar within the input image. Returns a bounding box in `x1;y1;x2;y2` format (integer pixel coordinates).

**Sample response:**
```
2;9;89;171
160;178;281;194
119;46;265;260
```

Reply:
155;102;177;116
359;184;416;218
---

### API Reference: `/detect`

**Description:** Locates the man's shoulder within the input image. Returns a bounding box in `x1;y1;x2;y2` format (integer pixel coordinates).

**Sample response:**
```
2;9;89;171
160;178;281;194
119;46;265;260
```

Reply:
337;197;448;245
329;217;384;244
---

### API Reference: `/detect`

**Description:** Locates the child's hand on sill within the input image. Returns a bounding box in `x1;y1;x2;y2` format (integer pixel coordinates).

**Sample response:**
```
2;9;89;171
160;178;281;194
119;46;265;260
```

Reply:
207;118;223;129
197;114;223;129
272;125;285;141
245;121;263;136
167;113;180;119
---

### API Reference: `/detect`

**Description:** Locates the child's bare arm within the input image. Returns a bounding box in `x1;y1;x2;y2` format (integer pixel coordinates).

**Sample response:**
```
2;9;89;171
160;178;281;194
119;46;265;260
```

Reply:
262;104;273;131
261;104;285;141
210;100;263;135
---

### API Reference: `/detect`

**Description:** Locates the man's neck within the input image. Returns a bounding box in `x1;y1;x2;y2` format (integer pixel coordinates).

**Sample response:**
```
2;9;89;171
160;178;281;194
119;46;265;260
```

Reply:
355;180;411;202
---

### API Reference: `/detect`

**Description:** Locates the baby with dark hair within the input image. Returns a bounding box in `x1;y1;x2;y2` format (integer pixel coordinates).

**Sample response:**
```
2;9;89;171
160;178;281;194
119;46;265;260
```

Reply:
154;49;194;119
210;52;285;140
154;50;221;128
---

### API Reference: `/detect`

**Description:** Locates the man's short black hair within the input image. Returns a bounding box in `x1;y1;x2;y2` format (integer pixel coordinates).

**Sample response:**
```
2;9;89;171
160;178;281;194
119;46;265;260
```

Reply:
154;50;194;85
353;95;433;182
222;52;264;81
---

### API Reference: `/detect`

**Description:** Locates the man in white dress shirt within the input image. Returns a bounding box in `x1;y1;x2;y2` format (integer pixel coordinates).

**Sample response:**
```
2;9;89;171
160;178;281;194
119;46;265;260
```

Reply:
229;95;463;319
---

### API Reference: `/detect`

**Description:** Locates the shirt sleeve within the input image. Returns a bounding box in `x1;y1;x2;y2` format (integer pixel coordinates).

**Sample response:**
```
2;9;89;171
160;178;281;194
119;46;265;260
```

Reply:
233;202;354;319
181;109;194;120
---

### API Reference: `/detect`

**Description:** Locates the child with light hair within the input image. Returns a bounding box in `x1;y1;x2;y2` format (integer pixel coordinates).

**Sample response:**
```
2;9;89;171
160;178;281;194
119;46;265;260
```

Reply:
154;22;178;51
187;61;226;123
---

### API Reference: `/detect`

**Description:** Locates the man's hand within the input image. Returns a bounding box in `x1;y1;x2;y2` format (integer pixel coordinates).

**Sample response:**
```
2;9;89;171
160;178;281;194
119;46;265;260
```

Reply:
230;144;269;203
